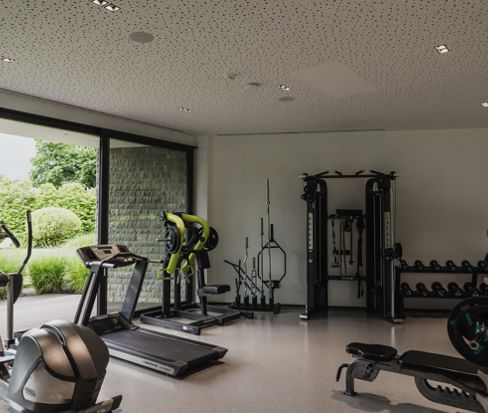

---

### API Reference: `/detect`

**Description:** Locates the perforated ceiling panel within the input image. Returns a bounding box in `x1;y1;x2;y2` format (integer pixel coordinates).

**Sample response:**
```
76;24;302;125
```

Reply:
0;0;487;134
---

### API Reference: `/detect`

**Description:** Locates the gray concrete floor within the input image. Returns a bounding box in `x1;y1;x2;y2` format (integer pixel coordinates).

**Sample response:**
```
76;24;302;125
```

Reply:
0;296;470;413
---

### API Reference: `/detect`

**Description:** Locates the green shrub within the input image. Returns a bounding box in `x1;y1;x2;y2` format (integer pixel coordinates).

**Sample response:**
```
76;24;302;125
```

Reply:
62;233;96;250
32;208;82;247
29;256;66;294
65;258;89;293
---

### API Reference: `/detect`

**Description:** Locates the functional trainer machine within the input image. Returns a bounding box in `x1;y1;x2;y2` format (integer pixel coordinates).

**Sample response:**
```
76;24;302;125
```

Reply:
75;244;227;377
299;170;402;322
0;213;122;413
141;212;251;335
337;296;488;412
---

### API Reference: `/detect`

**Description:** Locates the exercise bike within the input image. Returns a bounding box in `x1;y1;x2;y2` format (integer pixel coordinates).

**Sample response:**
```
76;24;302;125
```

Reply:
337;296;488;412
0;212;122;412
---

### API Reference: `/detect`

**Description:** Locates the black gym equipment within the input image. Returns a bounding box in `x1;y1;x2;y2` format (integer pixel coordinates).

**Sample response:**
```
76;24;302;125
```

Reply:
431;281;447;297
463;260;476;273
141;212;252;335
414;260;425;271
0;213;122;412
480;283;488;295
337;296;488;412
75;244;227;377
415;282;429;297
430;259;441;271
227;179;286;314
464;282;481;297
299;170;400;322
448;282;464;297
400;283;413;297
446;260;458;272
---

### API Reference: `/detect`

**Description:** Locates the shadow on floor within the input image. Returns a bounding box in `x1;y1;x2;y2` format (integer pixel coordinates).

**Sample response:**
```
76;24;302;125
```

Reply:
332;390;451;413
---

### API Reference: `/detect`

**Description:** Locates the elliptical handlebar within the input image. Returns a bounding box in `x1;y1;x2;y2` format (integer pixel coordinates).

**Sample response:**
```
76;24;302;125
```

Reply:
17;211;32;275
0;221;21;248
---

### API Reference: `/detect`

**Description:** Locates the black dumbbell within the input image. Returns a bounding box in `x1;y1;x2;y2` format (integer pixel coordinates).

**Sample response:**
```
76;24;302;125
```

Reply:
447;282;464;297
414;260;425;271
430;260;441;272
461;260;475;272
445;260;457;272
432;282;447;297
400;282;413;297
478;261;487;272
480;283;488;295
400;259;409;270
464;282;481;296
415;282;429;297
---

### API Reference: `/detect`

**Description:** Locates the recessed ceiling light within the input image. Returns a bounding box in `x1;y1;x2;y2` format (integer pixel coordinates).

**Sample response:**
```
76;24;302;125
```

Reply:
278;96;295;102
92;0;109;6
1;56;14;63
278;84;291;91
435;45;449;54
179;107;191;113
482;102;488;108
105;4;120;12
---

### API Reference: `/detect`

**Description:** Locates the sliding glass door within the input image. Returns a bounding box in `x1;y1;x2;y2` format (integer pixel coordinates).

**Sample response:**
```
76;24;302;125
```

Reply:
106;138;190;312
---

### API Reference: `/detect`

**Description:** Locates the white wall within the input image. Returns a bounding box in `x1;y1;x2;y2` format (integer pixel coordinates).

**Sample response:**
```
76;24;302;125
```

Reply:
0;89;195;146
200;128;488;306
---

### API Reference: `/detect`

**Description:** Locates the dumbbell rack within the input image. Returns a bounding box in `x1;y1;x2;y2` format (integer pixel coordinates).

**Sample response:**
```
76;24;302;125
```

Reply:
395;265;488;317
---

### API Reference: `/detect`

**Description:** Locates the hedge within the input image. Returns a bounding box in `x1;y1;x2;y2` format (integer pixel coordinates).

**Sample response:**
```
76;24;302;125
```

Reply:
0;179;96;243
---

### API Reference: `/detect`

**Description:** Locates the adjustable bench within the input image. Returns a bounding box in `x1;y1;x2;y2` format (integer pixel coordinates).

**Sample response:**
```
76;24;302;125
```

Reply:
337;342;488;412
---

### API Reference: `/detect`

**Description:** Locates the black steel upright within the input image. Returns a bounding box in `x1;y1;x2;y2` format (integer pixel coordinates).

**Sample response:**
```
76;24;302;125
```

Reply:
300;170;400;322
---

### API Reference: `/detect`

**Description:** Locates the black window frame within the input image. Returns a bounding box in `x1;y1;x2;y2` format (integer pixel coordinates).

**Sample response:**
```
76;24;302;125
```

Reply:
0;107;195;314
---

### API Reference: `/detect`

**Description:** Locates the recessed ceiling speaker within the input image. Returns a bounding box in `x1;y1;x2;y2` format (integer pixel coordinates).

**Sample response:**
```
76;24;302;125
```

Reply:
278;96;295;102
129;31;155;43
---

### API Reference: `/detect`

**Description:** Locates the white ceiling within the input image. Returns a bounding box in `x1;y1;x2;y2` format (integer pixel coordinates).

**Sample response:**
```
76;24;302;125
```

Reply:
0;0;487;135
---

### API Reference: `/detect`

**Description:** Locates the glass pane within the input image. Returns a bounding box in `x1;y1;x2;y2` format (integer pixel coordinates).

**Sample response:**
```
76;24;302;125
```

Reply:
0;118;99;335
107;139;188;312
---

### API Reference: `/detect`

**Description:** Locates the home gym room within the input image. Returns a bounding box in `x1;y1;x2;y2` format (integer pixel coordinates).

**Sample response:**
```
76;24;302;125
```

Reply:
0;1;487;412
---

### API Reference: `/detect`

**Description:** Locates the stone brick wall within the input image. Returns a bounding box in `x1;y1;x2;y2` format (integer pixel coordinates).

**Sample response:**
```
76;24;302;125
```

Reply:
107;145;188;305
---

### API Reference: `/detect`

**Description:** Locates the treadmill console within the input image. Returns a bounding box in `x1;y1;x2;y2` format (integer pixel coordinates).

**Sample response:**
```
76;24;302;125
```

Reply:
77;245;138;268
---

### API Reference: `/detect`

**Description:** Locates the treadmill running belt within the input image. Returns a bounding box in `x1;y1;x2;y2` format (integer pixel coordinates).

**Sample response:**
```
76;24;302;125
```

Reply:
101;329;226;376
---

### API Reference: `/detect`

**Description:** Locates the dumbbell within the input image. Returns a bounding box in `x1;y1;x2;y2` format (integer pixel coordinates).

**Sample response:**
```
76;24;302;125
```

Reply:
414;260;425;271
477;261;487;272
432;282;447;297
430;260;441;272
464;282;481;296
400;260;409;270
461;260;475;273
447;282;464;297
480;283;488;295
445;260;457;272
415;282;429;297
400;282;413;297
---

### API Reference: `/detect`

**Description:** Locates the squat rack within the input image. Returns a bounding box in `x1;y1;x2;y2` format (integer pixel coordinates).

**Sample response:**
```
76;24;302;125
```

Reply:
300;170;401;322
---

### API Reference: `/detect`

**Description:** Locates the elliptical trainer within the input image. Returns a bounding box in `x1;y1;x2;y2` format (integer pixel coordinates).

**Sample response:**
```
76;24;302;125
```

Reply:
0;212;122;412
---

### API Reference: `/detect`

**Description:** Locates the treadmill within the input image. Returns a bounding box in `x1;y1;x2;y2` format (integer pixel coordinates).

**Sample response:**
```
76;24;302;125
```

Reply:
74;244;227;377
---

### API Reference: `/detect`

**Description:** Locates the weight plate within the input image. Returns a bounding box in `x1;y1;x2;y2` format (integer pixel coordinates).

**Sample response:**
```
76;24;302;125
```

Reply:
205;227;219;251
447;297;488;367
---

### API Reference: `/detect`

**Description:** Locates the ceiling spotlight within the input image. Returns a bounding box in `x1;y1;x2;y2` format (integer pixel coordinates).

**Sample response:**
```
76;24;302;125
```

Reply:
179;107;191;113
1;56;14;63
105;4;120;11
435;45;449;54
482;102;488;108
278;84;291;91
92;0;109;5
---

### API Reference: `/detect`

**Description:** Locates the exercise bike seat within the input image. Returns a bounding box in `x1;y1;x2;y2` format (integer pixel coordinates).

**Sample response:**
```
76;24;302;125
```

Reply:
399;350;485;390
202;284;231;295
346;342;398;362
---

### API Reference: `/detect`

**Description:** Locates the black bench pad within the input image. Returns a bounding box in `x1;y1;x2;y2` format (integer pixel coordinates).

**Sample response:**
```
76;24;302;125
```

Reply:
399;350;484;389
202;284;231;295
346;342;398;362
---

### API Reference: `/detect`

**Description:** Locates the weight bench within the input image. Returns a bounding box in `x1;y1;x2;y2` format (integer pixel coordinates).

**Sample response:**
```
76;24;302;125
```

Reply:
337;342;488;412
